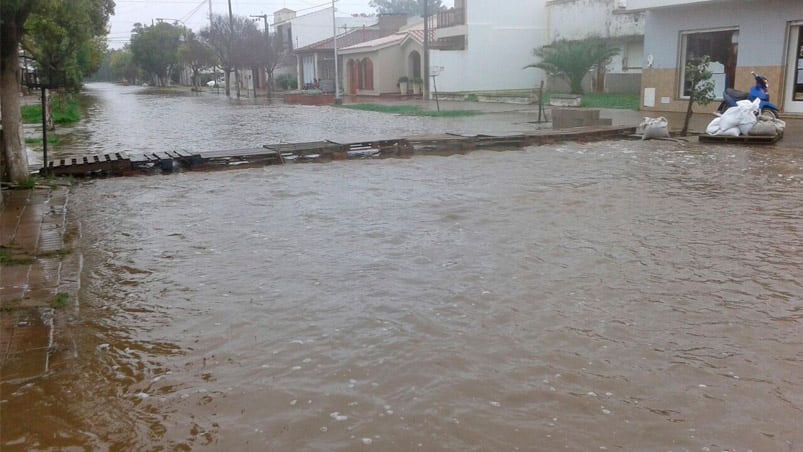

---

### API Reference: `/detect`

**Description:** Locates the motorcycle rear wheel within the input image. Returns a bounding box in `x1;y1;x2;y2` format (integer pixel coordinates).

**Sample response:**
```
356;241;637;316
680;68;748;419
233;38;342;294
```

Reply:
759;109;779;120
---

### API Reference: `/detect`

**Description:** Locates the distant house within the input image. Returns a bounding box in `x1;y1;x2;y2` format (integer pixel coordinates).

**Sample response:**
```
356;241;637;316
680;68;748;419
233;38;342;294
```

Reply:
272;7;376;81
293;15;408;92
416;0;549;95
338;22;427;96
629;0;803;114
546;0;645;94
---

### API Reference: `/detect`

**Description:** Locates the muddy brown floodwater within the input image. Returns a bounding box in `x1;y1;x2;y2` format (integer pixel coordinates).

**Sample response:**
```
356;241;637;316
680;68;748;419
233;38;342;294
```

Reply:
3;84;803;451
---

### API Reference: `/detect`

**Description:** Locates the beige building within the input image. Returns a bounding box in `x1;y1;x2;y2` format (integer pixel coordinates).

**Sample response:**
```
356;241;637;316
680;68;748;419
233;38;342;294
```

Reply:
630;0;803;114
339;26;426;96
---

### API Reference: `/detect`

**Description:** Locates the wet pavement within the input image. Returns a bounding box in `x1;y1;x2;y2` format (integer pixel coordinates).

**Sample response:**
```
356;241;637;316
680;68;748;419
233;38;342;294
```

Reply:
2;86;802;449
0;185;81;383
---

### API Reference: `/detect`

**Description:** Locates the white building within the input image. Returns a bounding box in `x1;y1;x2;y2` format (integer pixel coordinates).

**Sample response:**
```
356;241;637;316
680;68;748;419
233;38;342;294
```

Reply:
274;7;376;51
428;0;550;94
546;0;645;93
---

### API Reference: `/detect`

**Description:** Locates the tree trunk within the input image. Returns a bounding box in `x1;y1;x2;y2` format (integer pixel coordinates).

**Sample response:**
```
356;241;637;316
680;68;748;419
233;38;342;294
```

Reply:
1;22;32;184
681;91;695;136
595;64;606;94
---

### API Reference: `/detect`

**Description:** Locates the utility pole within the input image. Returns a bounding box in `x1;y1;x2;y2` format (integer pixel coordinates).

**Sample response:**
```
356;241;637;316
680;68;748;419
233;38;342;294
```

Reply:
228;0;240;98
423;0;429;100
209;0;219;94
332;0;341;104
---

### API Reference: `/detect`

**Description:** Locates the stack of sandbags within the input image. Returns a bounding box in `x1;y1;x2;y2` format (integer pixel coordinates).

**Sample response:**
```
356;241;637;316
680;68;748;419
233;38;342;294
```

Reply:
706;98;760;136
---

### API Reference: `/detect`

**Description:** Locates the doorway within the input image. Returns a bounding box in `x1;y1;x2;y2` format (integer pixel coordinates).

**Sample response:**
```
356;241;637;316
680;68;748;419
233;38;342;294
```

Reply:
785;24;803;113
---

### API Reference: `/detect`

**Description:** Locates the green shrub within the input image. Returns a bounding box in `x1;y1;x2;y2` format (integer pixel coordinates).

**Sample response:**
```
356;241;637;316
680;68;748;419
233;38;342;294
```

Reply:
277;75;298;90
18;177;38;189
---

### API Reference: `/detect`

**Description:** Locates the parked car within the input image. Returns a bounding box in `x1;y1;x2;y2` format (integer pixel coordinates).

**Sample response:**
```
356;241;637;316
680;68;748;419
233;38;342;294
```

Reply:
207;79;225;88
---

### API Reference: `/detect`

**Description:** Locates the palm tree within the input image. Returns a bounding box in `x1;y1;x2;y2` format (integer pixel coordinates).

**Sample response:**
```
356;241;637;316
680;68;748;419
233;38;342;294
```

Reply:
525;38;620;95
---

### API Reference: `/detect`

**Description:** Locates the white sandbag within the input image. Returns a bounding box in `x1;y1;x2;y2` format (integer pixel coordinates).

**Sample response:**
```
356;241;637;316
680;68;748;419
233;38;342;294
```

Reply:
719;127;741;137
706;117;722;135
717;106;743;131
737;114;757;135
716;98;759;135
640;116;670;140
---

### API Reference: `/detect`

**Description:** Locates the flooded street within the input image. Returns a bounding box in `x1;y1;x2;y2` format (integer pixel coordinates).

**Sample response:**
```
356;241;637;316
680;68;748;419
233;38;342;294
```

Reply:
3;84;803;450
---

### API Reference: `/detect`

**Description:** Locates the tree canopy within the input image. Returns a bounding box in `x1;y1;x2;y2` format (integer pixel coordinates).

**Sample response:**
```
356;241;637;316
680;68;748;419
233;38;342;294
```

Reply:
130;22;185;86
1;0;114;186
109;48;139;84
369;0;445;16
177;31;216;90
23;0;111;89
200;14;269;96
525;38;619;95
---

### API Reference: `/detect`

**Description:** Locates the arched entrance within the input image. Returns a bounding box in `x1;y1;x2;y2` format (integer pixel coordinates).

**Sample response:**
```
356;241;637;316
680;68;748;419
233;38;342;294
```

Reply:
408;51;421;79
347;59;359;95
360;58;374;90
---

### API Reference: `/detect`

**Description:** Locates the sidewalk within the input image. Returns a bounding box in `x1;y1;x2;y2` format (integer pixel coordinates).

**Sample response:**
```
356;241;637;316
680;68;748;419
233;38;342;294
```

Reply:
343;96;802;149
0;185;79;383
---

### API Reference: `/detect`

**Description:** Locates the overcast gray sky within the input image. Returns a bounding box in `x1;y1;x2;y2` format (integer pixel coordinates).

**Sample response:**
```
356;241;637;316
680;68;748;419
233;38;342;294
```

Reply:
108;0;452;49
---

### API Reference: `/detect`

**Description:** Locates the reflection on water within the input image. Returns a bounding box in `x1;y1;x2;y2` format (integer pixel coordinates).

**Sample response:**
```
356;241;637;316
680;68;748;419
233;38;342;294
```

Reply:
53;83;533;160
3;84;803;451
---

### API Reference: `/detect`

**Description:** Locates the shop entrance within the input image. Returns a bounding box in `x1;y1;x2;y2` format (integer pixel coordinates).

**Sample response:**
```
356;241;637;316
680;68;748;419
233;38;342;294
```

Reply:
784;25;803;113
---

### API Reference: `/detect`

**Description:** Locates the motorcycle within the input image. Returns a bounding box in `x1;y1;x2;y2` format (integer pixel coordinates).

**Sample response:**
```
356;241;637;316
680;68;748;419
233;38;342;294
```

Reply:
716;72;780;119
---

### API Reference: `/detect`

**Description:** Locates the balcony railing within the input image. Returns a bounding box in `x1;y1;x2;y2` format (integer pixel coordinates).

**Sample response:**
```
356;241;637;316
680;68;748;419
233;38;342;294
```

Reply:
437;7;465;29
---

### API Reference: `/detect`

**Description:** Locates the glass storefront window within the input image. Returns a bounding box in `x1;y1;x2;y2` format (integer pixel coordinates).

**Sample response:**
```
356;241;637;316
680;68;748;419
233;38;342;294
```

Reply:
679;29;738;99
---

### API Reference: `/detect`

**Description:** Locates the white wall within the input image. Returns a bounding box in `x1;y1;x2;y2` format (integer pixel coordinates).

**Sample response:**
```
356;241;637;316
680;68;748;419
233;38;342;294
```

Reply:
628;0;712;8
547;0;645;77
431;0;549;92
284;8;376;50
549;0;643;42
291;8;334;49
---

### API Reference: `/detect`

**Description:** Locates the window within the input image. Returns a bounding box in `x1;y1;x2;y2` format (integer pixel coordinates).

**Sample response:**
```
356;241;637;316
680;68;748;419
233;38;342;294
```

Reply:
680;29;738;99
794;27;803;101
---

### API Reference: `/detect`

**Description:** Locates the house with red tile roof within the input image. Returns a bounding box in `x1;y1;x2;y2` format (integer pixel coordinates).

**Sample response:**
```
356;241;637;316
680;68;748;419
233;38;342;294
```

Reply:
292;15;408;92
338;22;429;96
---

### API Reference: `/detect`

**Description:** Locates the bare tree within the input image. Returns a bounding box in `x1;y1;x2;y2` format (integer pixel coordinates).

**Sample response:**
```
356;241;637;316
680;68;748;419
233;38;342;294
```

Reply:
178;31;215;91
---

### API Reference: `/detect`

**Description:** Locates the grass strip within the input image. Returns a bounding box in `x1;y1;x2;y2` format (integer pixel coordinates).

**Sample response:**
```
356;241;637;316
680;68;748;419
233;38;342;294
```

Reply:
340;104;482;117
21;96;81;124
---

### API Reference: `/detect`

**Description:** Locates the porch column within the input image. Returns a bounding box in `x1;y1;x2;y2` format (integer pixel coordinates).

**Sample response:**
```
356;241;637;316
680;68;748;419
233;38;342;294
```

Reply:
296;55;302;91
314;53;319;82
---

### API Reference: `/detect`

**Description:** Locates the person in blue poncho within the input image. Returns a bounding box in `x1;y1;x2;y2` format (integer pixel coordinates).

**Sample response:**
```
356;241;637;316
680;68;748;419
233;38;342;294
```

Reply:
749;74;770;103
